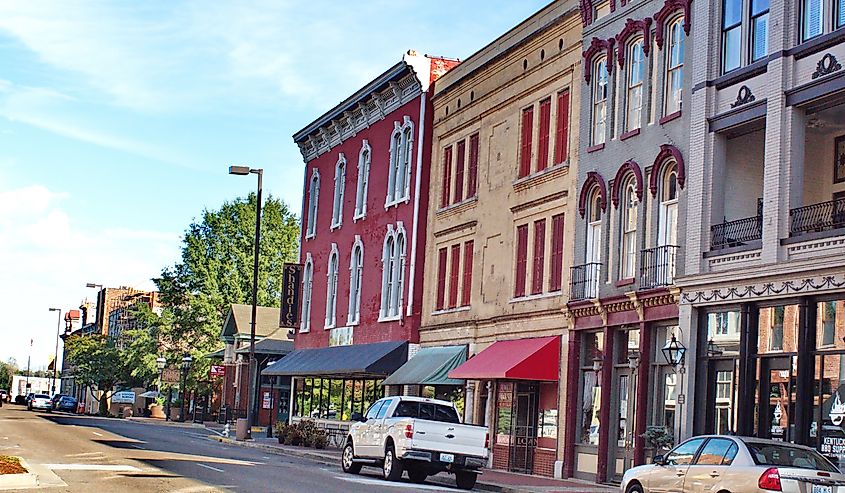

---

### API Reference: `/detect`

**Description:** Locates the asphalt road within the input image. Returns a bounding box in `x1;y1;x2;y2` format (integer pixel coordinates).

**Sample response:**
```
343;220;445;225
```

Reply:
0;404;476;492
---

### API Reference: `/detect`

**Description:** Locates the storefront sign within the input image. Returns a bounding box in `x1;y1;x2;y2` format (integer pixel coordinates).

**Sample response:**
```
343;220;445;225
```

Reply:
162;368;180;384
209;365;225;378
831;393;845;425
111;391;136;404
821;436;845;456
279;263;303;328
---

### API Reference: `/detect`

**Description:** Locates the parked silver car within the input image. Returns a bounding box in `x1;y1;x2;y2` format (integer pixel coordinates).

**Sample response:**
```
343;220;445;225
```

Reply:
28;394;52;412
622;435;845;493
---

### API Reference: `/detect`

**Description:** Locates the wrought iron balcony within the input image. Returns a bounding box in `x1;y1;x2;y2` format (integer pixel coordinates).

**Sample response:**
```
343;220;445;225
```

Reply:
710;215;762;250
640;245;679;289
789;197;845;236
570;262;601;301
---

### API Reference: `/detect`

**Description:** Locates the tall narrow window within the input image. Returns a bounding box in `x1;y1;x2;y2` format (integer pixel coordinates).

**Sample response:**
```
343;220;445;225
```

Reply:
354;142;370;220
519;106;534;178
441;146;452;208
300;257;314;333
592;57;609;145
436;247;448;310
306;170;320;238
554;90;570;164
537;98;551;172
449;244;461;308
393;231;406;316
467;133;479;197
586;192;603;298
381;235;396;318
325;246;339;328
396;125;413;201
347;240;363;325
665;18;685;115
462;241;474;306
331;155;346;228
803;0;824;41
515;224;529;297
550;213;565;292
751;0;769;62
722;0;742;73
387;130;402;204
532;219;546;295
626;40;645;131
455;140;466;203
620;181;639;279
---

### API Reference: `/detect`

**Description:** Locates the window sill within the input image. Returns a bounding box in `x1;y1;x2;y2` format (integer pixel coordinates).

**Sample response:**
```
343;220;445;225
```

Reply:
620;129;640;141
509;291;563;303
790;27;845;60
659;111;682;125
512;161;570;191
615;278;635;287
345;319;360;327
437;195;478;215
378;315;402;323
305;233;316;240
586;143;605;153
352;213;366;223
385;196;411;210
432;306;471;315
330;222;342;231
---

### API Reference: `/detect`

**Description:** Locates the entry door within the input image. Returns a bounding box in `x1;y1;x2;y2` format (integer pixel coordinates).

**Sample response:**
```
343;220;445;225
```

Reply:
610;370;637;481
757;357;797;442
510;383;539;474
657;200;678;283
705;359;739;435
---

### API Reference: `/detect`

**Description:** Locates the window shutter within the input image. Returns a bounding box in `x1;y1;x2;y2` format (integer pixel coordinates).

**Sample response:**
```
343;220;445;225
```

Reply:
554;90;570;164
532;219;546;295
468;133;479;197
455;140;466;203
462;241;474;306
515;225;529;297
519;107;533;178
550;213;565;292
436;247;448;310
441;146;452;209
449;244;461;308
537;99;551;172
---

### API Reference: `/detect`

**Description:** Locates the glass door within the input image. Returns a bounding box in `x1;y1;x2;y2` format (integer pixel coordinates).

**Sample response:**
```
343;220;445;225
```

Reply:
756;356;797;442
704;358;739;435
509;382;539;474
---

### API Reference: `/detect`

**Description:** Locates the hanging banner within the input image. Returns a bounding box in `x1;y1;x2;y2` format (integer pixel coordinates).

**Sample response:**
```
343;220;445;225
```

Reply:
279;263;303;328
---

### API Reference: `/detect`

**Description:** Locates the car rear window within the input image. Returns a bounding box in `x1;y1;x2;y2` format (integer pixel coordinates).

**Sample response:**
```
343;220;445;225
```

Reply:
745;442;839;472
34;394;49;399
392;401;460;424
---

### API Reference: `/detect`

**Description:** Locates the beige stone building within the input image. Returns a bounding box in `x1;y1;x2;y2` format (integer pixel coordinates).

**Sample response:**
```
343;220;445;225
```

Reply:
419;0;581;478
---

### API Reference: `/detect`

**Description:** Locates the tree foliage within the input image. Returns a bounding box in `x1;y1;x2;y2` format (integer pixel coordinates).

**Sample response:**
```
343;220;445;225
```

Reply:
65;334;127;415
0;361;15;391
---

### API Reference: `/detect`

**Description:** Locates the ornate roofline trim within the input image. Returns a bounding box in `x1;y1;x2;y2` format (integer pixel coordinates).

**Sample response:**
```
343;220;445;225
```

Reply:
654;0;692;50
583;37;616;83
616;17;652;68
649;144;686;196
611;160;644;208
578;171;608;218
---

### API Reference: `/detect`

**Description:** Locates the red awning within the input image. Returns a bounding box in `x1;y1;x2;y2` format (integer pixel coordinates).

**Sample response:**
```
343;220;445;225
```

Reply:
448;336;560;381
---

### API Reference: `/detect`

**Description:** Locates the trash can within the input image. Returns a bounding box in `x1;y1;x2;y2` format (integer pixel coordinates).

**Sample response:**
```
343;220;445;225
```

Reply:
235;418;250;441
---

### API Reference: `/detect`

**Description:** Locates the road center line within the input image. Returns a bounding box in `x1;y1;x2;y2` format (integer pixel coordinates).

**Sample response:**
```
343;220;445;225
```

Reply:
45;464;141;472
92;431;104;437
196;463;225;473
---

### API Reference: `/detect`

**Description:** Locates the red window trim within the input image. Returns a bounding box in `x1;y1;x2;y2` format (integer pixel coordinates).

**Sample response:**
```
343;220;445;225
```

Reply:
537;98;551;173
519;107;534;178
550;214;565;292
462;241;474;307
436;247;448;310
554;90;570;164
441;146;452;209
455;140;466;204
515;225;529;297
532;219;546;295
468;133;479;198
449;244;461;308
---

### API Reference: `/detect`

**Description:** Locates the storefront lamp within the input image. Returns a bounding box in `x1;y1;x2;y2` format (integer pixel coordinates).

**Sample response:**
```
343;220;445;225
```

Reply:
628;350;641;370
706;339;723;357
661;335;686;367
592;356;603;373
156;357;166;371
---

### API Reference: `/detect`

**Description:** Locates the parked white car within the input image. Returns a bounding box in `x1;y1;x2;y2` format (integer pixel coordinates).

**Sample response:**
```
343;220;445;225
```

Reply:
28;394;52;412
622;435;845;493
341;396;488;490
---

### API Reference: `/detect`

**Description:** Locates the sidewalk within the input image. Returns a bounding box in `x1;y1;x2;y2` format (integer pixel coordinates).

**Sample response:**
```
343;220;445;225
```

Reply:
209;435;615;493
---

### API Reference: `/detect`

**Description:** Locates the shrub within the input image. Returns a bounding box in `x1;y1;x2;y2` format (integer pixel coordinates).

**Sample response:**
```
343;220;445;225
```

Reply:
311;429;327;449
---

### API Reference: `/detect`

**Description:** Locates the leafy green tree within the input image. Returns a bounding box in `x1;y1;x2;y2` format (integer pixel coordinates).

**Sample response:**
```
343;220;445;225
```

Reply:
65;334;127;415
0;361;14;391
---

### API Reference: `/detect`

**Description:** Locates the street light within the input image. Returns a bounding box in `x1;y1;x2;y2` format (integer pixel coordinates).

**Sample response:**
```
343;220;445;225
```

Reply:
156;356;167;420
661;333;687;367
229;164;263;435
48;308;62;395
85;283;103;289
178;354;193;422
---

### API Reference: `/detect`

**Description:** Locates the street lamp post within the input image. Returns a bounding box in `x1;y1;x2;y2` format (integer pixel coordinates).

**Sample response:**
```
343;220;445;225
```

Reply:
156;357;166;420
178;355;192;422
48;308;62;395
229;165;263;435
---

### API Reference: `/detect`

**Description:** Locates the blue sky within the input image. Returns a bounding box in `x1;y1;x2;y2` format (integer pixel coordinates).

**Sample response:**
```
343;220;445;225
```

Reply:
0;1;550;369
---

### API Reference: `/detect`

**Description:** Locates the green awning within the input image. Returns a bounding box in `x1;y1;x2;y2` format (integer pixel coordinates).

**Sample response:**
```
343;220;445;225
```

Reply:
381;345;467;386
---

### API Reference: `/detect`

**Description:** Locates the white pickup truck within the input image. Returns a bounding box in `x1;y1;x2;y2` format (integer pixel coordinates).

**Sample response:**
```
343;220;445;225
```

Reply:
341;396;488;490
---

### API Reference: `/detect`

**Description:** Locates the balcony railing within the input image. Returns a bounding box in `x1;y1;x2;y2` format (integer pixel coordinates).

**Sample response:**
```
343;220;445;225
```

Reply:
640;245;678;289
711;215;762;250
789;197;845;236
570;262;601;301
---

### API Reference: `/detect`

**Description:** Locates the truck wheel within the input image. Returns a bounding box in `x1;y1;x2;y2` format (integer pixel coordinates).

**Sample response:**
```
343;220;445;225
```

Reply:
407;468;427;483
341;442;362;474
455;471;477;490
382;445;403;482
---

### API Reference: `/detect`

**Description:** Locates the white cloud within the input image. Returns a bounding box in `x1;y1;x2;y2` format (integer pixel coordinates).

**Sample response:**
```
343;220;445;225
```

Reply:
0;184;180;368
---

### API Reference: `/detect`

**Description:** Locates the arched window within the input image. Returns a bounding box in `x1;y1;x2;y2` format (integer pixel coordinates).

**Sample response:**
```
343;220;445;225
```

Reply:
620;179;639;279
592;56;609;145
626;39;645;131
331;154;346;229
325;244;339;328
658;162;679;247
386;118;414;206
347;237;364;325
354;141;370;220
300;254;314;333
585;189;603;298
665;17;684;115
380;224;407;319
306;169;320;238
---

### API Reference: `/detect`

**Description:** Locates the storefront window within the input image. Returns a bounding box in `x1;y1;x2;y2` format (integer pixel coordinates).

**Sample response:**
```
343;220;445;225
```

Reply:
293;377;384;420
815;353;845;470
616;328;640;364
818;300;845;349
759;305;799;354
706;311;741;357
579;331;604;445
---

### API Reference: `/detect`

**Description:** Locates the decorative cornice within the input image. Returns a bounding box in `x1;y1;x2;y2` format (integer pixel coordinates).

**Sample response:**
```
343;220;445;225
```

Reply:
681;274;845;304
433;220;478;238
611;159;644;208
616;18;653;68
510;190;568;213
730;85;756;108
812;53;842;79
649;144;686;196
583;37;616;83
654;0;692;50
578;171;608;218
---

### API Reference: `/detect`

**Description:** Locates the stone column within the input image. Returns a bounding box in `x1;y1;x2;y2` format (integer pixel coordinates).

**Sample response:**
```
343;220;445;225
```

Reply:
464;381;476;424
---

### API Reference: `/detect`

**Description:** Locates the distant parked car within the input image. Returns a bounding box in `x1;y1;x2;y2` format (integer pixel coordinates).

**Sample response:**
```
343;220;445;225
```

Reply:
28;394;52;412
0;390;8;402
54;396;78;412
51;394;66;409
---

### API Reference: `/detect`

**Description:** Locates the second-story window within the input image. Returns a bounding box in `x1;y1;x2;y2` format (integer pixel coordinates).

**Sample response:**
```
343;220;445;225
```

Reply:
665;17;685;115
592;57;609;145
306;169;320;238
722;0;769;74
802;0;844;41
347;238;363;325
519;106;534;178
354;142;370;220
325;245;339;328
537;98;552;172
455;140;466;203
380;225;406;319
331;154;346;229
468;133;479;197
627;39;646;132
586;190;603;295
441;146;452;208
387;119;414;206
300;255;314;333
620;180;639;280
555;90;570;164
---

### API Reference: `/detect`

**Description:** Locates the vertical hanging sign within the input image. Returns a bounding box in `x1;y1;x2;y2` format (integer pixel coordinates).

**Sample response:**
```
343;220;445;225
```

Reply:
279;263;303;328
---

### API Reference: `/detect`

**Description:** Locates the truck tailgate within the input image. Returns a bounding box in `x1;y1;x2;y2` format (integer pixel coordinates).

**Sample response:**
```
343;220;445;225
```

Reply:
411;419;487;458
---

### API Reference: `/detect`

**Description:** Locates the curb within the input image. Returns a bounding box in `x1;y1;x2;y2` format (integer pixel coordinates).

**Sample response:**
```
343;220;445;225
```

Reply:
0;458;38;491
126;417;209;429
